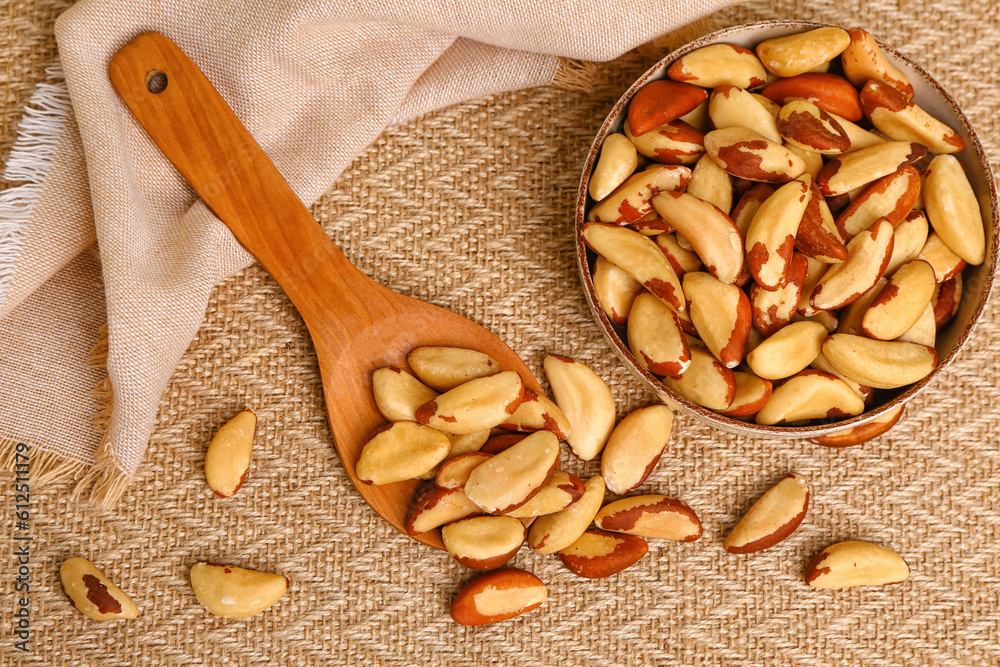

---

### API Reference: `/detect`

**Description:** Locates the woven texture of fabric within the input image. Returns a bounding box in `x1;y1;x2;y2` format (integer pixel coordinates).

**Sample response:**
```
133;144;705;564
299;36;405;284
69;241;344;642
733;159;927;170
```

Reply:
1;0;999;664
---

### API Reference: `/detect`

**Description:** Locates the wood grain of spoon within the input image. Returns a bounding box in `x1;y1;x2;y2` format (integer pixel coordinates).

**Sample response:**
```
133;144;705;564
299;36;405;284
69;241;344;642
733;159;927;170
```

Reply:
109;32;542;550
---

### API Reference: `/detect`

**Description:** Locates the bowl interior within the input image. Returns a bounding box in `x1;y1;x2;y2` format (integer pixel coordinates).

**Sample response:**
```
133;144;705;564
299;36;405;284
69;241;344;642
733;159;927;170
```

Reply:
575;20;998;439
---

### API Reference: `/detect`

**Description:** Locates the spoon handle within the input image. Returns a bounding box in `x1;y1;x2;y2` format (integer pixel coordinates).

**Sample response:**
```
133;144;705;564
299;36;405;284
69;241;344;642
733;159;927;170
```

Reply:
109;31;385;335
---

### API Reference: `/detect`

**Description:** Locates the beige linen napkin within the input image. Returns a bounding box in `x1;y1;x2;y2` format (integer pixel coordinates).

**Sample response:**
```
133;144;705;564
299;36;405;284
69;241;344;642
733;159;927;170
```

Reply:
0;0;732;504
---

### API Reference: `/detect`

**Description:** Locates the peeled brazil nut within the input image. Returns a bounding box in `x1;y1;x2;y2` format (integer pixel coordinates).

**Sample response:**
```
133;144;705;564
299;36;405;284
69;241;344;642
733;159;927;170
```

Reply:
543;354;616;461
436;452;493;491
923;154;986;266
355;421;451;485
917;231;967;283
720;371;773;418
684;271;751;368
627;291;691;379
841;29;914;97
806;541;910;589
785;142;825;180
529;475;606;554
587;164;692;224
190;563;289;618
860;79;964;154
464;430;560;514
809;404;905;447
932;274;962;329
582;223;685;311
752;93;782;119
795;309;839;334
600;405;674;495
724;473;809;553
885;210;929;276
708;84;782;143
816;141;926;197
756;26;850;77
796;255;829;317
686;153;735;213
755;370;865;425
624;118;705;165
204;408;256;498
751;252;809;336
835;166;921;241
408;347;500;392
630;212;674;236
505;470;585;518
60;558;139;621
627;79;708;137
372;367;439;422
761;73;863;121
747;320;828;380
810;218;894;312
810;348;874;405
704;126;806;184
777;100;850;154
589;133;639;202
441;515;526;570
442;430;490;459
498;388;572;440
662;347;736;411
732;182;775;237
745;178;811;290
595;495;702;542
651;191;744;284
656;233;703;277
897;301;937;348
667;43;767;89
831;111;886;153
823;334;937;389
836;278;886;336
450;568;546;626
415;371;525;435
861;260;937;340
680;99;711;131
406;484;482;535
592;255;641;325
559;530;649;579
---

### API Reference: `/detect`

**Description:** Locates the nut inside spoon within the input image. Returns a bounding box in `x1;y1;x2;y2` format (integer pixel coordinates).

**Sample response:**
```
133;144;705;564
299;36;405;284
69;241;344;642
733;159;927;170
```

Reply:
109;32;542;549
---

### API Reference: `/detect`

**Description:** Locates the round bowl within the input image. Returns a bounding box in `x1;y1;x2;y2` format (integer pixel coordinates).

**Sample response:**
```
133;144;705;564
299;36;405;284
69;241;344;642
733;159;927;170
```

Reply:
575;20;998;439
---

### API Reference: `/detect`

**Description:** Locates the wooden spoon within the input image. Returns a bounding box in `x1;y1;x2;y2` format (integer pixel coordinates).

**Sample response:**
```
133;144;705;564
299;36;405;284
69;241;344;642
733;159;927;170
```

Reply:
109;32;542;549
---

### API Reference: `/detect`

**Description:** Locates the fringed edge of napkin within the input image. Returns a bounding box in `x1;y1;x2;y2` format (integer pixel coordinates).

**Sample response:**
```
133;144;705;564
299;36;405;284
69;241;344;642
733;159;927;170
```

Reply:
0;322;126;503
0;63;71;308
551;58;601;94
71;323;133;506
0;439;91;486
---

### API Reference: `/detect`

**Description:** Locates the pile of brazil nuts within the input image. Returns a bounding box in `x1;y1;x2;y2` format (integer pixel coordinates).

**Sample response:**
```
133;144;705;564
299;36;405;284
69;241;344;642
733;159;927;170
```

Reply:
358;348;703;626
584;26;986;435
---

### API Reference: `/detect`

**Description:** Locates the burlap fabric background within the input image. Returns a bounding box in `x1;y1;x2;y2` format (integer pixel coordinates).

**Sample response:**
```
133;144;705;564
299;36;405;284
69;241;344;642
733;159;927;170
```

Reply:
2;0;998;664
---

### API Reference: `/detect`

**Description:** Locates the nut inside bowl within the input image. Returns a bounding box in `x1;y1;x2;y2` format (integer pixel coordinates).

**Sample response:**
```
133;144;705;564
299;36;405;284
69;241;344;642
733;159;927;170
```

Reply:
575;20;998;439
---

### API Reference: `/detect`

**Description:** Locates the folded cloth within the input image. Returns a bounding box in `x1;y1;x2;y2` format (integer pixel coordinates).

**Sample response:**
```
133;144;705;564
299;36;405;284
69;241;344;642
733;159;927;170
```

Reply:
0;0;732;504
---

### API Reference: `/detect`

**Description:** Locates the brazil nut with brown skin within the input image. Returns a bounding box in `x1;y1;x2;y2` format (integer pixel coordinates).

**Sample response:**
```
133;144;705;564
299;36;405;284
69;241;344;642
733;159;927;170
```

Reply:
595;495;702;541
60;558;140;621
627;79;708;136
724;474;809;553
704;126;806;184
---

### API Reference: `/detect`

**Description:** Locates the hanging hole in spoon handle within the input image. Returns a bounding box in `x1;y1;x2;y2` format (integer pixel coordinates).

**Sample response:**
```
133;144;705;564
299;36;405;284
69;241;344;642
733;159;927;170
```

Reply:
145;70;168;93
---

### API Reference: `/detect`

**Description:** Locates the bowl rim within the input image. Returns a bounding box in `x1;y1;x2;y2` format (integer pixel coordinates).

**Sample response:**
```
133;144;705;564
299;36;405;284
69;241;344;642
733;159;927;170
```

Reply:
574;19;999;439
